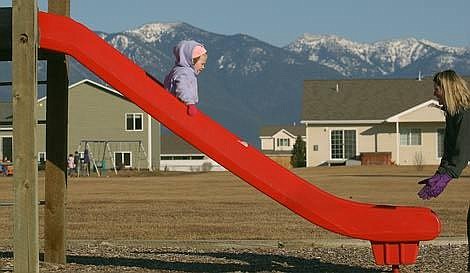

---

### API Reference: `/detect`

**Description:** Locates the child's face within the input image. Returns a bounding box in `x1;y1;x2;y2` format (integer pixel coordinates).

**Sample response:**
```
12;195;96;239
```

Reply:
194;54;207;75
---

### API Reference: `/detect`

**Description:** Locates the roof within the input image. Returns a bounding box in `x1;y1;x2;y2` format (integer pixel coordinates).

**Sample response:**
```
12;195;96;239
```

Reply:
301;78;467;122
161;133;202;154
259;125;305;137
68;79;125;99
1;79;125;124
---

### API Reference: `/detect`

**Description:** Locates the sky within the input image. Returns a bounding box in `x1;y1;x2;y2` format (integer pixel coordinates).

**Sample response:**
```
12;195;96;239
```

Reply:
1;0;470;48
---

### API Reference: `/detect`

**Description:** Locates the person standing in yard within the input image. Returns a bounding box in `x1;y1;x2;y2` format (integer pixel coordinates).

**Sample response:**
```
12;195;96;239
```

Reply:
74;151;80;177
67;154;75;177
83;148;90;176
164;40;207;116
418;70;470;198
416;69;470;271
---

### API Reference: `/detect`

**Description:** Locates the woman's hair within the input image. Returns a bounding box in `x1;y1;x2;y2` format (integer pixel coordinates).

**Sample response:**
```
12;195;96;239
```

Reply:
433;69;470;115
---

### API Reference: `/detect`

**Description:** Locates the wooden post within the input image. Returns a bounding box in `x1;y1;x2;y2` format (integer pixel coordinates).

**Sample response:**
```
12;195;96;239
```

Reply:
12;0;39;272
44;0;70;265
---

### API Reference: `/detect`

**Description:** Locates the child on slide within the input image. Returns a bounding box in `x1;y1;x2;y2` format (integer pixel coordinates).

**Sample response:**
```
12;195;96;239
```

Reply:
164;40;207;116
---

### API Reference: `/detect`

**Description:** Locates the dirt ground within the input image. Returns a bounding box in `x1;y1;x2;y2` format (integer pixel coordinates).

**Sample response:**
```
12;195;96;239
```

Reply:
0;165;469;272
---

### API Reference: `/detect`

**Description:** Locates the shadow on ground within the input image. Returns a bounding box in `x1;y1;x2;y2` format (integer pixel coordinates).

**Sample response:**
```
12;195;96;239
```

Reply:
1;250;385;273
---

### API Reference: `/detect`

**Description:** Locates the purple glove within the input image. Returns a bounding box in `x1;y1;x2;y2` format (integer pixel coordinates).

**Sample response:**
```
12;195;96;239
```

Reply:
187;104;198;116
417;173;452;200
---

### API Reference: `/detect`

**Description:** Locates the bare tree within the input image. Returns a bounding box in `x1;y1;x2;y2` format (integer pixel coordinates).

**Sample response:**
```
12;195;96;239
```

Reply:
414;151;424;171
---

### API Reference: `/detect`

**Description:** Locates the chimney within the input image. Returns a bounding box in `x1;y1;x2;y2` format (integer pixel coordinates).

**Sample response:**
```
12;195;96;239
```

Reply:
336;83;339;92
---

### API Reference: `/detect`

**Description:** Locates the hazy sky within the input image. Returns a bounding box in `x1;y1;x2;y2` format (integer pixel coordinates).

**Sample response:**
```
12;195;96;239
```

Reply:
1;0;469;47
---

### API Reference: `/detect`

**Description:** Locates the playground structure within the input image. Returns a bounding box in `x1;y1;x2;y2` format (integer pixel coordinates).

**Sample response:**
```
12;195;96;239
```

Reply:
76;140;148;176
1;1;440;273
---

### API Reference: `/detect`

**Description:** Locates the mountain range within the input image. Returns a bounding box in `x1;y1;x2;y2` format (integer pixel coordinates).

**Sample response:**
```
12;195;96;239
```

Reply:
1;21;469;146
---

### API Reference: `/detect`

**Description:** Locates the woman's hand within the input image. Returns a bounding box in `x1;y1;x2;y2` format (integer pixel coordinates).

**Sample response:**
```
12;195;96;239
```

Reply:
417;173;453;200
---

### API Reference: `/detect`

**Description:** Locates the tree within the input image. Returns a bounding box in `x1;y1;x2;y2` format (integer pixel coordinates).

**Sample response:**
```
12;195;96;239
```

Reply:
290;136;306;168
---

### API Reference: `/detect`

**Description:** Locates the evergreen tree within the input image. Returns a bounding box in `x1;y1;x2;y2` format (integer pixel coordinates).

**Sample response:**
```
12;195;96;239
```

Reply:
290;136;306;168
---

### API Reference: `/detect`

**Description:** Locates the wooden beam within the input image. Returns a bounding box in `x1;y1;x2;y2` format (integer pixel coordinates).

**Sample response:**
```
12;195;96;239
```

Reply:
0;80;47;86
48;1;70;18
0;7;47;61
44;0;70;265
12;0;39;272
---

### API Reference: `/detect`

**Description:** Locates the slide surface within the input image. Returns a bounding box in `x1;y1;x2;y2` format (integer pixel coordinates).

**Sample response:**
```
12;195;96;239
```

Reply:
38;12;440;247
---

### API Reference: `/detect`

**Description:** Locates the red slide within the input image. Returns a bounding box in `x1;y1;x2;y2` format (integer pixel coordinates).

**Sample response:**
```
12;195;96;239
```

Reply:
38;12;440;267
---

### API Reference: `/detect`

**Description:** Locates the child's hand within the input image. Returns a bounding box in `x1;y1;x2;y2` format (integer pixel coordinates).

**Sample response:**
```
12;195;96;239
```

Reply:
187;104;198;116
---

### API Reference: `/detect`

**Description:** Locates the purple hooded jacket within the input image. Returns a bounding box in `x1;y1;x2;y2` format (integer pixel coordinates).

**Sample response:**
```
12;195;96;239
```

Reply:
164;40;203;105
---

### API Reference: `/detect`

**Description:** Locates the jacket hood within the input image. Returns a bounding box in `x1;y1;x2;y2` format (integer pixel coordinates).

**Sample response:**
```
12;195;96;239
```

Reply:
173;40;203;69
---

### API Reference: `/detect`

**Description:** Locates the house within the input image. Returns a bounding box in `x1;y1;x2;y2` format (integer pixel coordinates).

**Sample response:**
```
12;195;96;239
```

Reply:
1;79;161;172
160;133;225;172
259;125;306;168
300;78;464;167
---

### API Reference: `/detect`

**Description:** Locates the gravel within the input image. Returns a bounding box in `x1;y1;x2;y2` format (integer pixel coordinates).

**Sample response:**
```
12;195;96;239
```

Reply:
0;242;468;273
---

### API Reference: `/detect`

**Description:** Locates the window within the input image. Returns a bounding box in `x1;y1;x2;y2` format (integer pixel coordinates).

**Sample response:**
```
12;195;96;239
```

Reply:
115;152;132;168
437;128;445;158
276;138;290;147
38;152;46;163
125;113;143;131
400;128;421;146
331;130;356;159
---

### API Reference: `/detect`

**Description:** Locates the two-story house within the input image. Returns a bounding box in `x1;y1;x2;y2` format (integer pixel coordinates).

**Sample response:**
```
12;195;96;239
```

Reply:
2;79;161;172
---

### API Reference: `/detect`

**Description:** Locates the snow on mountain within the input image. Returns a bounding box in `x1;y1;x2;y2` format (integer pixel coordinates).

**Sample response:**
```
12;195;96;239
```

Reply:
103;22;470;79
285;34;469;77
125;22;181;44
109;35;130;50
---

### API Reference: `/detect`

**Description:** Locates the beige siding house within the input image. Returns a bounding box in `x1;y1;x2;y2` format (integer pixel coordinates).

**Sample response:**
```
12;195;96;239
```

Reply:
5;79;161;172
300;78;462;167
259;125;306;168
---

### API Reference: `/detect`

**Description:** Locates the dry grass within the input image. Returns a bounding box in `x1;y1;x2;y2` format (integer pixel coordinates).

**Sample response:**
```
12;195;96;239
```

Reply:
0;165;468;242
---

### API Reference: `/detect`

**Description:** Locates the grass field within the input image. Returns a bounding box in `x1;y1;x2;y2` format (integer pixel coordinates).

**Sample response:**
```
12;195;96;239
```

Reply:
0;165;468;242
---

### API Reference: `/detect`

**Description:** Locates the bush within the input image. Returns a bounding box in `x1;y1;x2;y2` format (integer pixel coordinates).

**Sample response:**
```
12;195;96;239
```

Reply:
290;136;306;168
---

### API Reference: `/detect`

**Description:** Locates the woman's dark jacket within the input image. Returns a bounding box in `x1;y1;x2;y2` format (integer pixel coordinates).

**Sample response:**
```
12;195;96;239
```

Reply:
437;107;470;178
